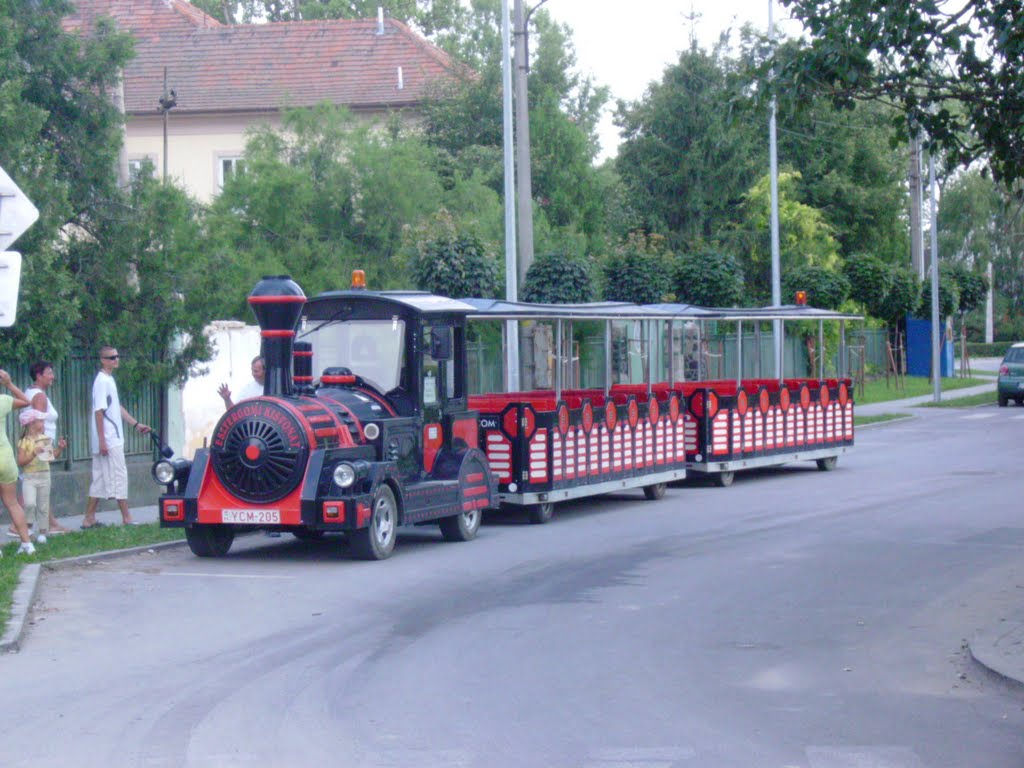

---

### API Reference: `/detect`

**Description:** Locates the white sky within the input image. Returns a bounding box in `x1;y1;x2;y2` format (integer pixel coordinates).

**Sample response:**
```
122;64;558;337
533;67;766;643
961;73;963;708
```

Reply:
540;0;804;160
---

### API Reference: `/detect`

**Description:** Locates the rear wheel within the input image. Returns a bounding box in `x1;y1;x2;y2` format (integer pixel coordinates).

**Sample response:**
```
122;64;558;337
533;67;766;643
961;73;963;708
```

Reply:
713;471;735;488
185;525;234;558
816;456;838;471
643;482;667;500
350;485;398;560
1016;397;1024;406
998;393;1008;407
527;502;554;525
439;506;482;542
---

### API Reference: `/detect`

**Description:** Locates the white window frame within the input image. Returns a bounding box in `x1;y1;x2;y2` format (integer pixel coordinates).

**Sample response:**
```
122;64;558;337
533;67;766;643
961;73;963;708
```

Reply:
216;154;245;192
127;155;158;181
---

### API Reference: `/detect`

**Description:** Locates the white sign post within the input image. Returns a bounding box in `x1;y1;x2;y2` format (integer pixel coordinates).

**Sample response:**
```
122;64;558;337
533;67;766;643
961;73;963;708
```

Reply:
0;164;40;328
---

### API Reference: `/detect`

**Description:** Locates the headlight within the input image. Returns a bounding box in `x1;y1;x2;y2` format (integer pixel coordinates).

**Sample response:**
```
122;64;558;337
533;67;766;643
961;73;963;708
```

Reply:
153;460;176;485
333;463;356;488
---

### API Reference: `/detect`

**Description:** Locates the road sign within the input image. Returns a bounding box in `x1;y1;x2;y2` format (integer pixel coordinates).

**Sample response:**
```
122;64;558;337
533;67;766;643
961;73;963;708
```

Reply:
0;165;39;251
0;252;22;328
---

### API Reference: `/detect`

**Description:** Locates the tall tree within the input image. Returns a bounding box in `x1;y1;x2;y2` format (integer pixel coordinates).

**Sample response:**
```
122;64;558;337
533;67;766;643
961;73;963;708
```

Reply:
0;0;132;361
775;0;1024;187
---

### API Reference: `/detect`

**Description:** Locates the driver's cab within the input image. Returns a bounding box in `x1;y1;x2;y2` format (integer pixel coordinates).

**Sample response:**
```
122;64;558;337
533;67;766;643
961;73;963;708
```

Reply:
299;286;478;479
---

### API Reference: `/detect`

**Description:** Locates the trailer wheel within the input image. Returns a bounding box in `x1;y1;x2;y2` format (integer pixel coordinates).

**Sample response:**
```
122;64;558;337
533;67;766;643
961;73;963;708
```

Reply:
713;471;735;488
292;529;326;542
528;502;554;525
643;482;667;500
439;506;481;542
351;485;398;560
185;525;234;558
816;456;838;472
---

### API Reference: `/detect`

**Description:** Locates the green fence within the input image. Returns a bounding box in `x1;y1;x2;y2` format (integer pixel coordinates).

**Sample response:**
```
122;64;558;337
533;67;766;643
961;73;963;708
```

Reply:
2;355;163;467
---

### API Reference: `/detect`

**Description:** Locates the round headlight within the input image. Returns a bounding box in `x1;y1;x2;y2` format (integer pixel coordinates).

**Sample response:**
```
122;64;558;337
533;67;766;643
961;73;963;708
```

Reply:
153;460;176;485
363;423;380;440
333;463;356;488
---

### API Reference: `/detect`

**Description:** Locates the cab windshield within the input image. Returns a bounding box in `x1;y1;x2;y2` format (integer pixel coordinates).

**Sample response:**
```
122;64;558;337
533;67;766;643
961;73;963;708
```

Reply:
305;318;406;392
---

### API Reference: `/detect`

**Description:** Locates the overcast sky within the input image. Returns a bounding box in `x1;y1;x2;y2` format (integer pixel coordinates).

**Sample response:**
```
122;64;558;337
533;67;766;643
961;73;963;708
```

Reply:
540;0;804;160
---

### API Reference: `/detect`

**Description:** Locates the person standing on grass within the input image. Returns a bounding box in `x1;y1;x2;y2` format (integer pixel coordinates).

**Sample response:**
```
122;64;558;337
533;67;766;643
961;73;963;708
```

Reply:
81;346;151;529
0;369;35;555
25;360;71;533
17;408;65;545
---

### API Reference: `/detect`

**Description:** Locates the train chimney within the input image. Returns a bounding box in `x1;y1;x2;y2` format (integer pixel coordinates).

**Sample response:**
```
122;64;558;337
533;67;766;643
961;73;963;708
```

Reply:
293;340;314;395
248;275;306;397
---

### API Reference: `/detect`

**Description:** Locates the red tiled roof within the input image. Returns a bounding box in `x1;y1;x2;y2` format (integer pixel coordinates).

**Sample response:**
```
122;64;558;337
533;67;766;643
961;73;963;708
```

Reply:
65;1;465;114
65;0;222;36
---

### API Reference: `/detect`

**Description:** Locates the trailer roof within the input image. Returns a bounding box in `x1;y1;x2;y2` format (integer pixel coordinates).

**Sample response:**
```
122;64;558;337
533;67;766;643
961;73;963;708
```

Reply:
308;289;479;316
714;304;863;321
460;298;667;320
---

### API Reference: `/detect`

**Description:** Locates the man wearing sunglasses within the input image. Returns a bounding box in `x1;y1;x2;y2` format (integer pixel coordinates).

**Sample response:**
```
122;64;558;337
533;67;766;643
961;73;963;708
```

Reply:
81;346;151;529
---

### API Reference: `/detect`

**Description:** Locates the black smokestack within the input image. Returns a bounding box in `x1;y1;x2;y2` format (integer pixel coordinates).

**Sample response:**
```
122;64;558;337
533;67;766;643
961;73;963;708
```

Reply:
248;275;306;397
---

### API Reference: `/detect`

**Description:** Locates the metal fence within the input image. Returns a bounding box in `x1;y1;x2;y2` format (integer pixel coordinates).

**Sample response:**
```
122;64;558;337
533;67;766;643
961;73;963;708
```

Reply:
2;355;163;467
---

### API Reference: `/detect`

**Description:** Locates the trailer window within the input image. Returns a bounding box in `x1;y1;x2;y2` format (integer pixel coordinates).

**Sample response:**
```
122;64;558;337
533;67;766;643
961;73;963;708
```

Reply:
308;319;405;392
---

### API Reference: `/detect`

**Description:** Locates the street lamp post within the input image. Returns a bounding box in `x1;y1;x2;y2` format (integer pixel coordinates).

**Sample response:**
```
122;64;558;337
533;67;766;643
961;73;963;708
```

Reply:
158;66;177;184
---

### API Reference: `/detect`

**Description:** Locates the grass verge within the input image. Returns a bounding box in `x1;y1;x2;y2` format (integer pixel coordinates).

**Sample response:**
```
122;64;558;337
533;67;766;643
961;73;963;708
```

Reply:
916;391;999;408
854;413;912;427
854;375;989;405
0;523;185;637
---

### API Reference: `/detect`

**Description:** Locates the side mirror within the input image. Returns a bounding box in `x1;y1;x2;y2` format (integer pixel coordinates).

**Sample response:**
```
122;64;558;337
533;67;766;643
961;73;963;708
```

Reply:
430;327;452;360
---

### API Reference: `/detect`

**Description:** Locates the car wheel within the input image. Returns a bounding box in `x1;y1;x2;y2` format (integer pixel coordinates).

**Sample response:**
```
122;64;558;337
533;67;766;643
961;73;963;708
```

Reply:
350;485;398;560
998;394;1008;407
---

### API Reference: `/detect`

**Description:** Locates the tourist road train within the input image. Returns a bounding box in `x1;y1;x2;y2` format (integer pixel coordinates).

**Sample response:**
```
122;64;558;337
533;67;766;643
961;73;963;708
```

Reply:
152;274;857;559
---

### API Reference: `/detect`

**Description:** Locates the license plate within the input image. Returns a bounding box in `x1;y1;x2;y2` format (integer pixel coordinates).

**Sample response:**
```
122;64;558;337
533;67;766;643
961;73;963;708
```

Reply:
222;509;280;524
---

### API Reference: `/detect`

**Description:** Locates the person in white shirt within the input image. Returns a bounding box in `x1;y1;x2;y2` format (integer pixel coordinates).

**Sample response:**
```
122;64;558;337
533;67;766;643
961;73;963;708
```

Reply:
217;356;266;409
81;347;151;529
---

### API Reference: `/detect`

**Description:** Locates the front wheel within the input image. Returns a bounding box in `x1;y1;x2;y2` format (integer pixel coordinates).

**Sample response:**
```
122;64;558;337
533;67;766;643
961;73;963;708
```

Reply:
350;485;398;560
186;525;234;557
527;502;554;525
439;506;481;542
816;456;838;472
643;482;667;500
713;471;735;488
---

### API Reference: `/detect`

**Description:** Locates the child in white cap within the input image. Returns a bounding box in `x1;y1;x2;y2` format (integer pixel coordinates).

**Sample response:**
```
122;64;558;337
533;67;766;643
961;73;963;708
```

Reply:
17;408;66;544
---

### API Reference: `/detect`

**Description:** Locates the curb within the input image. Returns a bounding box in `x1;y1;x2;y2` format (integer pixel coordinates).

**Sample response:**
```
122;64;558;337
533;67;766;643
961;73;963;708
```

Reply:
0;538;187;655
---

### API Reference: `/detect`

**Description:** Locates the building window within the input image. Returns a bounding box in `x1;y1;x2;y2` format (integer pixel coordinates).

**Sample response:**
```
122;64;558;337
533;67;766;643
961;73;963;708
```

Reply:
128;156;157;181
217;155;245;191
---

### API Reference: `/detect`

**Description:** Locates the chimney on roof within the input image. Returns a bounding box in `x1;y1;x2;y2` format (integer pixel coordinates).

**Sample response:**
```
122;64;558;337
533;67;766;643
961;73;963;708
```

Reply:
377;7;385;35
397;66;404;90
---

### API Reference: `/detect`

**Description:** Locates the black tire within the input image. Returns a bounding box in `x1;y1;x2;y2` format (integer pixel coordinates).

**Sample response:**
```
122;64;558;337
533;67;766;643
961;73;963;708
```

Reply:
439;506;482;542
292;528;326;542
998;394;1008;407
185;525;234;557
527;502;554;525
713;471;735;488
816;456;838;471
643;482;667;500
350;485;398;560
1016;397;1024;406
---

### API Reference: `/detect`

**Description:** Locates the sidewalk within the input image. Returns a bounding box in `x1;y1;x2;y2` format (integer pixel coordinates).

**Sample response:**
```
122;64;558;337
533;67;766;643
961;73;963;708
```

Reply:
854;380;997;417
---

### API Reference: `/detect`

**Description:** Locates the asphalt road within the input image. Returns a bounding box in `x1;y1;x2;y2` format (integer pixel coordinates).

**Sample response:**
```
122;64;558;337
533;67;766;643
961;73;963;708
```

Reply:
3;406;1023;768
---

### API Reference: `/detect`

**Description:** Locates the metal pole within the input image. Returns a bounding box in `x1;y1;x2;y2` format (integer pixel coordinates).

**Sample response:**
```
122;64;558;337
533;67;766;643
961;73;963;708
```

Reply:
929;150;941;402
736;321;743;387
604;321;612;395
501;0;520;391
555;318;562;400
513;0;535;284
818;320;824;379
768;0;782;378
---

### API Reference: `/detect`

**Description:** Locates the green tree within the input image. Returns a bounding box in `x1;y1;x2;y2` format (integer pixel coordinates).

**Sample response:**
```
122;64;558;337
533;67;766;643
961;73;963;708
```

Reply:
521;254;593;304
409;211;499;298
600;233;671;304
775;0;1024;186
68;172;217;387
0;0;133;361
672;249;745;308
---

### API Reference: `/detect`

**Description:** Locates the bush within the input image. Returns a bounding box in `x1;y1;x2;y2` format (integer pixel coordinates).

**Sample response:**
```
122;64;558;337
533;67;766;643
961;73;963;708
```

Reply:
410;212;499;299
966;342;1014;357
673;249;744;307
601;233;672;303
782;265;849;309
521;253;594;303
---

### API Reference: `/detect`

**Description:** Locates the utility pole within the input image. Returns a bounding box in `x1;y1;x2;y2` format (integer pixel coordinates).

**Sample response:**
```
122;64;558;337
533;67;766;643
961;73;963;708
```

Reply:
158;67;177;184
929;149;941;401
768;0;782;379
501;0;520;390
513;0;535;286
909;131;924;278
112;72;130;188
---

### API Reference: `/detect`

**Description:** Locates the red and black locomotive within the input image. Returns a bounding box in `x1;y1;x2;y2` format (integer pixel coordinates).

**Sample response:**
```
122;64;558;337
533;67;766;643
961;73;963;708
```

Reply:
152;274;497;559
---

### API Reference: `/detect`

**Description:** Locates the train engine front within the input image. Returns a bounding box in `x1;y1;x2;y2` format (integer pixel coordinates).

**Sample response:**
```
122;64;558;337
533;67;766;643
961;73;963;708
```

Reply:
154;274;496;560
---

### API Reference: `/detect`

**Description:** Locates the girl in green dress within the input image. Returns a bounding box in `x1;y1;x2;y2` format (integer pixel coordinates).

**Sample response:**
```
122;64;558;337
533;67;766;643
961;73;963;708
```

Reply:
0;369;34;555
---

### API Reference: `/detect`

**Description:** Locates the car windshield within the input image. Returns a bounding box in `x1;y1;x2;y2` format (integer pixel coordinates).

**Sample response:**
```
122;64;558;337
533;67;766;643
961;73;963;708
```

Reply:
1004;348;1024;364
305;318;406;392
